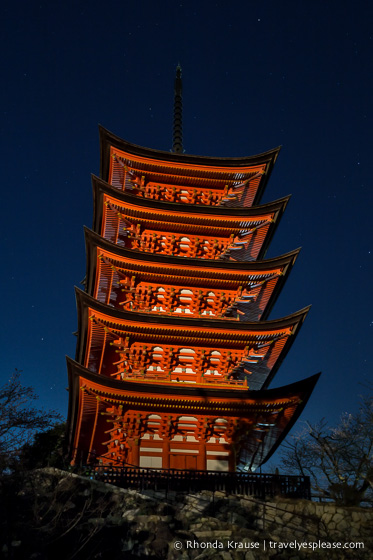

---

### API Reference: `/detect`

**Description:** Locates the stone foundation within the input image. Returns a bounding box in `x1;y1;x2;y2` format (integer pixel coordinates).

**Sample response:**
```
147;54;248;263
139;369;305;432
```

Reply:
2;469;372;559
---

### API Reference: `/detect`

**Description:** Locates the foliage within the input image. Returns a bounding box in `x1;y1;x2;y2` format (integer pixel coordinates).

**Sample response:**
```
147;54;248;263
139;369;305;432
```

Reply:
0;470;124;560
0;370;62;471
280;393;373;506
20;422;67;470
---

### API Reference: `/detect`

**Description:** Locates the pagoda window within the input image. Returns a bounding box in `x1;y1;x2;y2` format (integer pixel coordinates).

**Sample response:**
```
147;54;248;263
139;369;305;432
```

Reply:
139;456;162;468
170;448;198;453
179;288;193;305
180;190;189;203
179;237;190;252
174;307;192;314
178;348;195;361
141;433;162;441
176;416;198;433
206;451;229;455
146;414;162;432
171;348;196;378
204;369;220;376
173;369;195;377
206;459;229;472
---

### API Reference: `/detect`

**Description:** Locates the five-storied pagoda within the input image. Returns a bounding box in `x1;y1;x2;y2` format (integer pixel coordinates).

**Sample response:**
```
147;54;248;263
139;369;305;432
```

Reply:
67;67;319;472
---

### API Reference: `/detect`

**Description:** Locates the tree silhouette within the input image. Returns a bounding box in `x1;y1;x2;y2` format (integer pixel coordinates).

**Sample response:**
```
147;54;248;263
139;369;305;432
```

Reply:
280;391;373;506
0;370;62;472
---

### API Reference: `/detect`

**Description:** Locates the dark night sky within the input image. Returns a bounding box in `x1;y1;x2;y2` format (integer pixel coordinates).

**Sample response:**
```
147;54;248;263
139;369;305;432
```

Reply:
1;1;372;436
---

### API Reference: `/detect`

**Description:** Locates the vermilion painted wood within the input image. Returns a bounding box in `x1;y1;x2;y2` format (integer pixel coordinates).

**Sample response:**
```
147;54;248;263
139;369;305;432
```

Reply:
67;127;318;473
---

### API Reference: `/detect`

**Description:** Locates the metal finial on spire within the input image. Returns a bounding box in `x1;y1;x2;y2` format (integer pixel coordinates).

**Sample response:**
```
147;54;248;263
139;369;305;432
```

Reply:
172;64;183;153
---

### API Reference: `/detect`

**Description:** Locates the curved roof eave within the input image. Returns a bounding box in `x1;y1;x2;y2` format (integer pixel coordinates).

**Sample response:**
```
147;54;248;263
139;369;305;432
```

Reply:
66;355;320;466
84;226;300;272
84;227;300;312
99;125;281;181
256;372;321;468
67;355;320;401
74;288;309;388
76;285;310;332
92;174;290;217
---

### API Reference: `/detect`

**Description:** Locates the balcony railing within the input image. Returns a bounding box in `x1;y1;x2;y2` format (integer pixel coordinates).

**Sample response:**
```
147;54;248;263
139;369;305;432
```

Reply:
114;372;248;389
84;465;311;500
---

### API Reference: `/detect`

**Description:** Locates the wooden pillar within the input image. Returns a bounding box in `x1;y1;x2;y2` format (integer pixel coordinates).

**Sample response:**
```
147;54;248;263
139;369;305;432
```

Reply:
163;439;170;469
198;441;206;470
129;438;140;466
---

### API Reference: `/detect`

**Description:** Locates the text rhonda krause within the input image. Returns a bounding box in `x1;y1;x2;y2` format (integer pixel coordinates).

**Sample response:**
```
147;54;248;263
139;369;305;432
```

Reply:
185;540;365;551
186;541;259;549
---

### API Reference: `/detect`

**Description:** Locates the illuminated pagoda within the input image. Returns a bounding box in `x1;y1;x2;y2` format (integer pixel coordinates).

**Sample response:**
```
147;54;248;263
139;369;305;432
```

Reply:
67;67;319;472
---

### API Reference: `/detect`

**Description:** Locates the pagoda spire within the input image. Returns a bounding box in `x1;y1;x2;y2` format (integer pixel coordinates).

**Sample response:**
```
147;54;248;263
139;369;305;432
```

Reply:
172;64;183;153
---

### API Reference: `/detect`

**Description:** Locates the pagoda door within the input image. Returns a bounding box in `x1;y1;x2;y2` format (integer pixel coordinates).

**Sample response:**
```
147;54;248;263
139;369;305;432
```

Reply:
170;453;198;470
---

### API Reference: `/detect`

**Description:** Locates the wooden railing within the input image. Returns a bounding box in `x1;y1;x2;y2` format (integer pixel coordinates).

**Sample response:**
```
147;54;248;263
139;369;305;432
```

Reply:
83;465;311;500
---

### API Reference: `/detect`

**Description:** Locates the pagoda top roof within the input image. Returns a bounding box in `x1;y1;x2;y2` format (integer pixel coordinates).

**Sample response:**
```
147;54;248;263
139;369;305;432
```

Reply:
99;125;281;177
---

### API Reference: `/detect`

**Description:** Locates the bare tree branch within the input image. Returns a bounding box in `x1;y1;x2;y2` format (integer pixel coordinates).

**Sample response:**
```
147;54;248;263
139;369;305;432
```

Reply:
280;393;373;506
0;370;62;470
